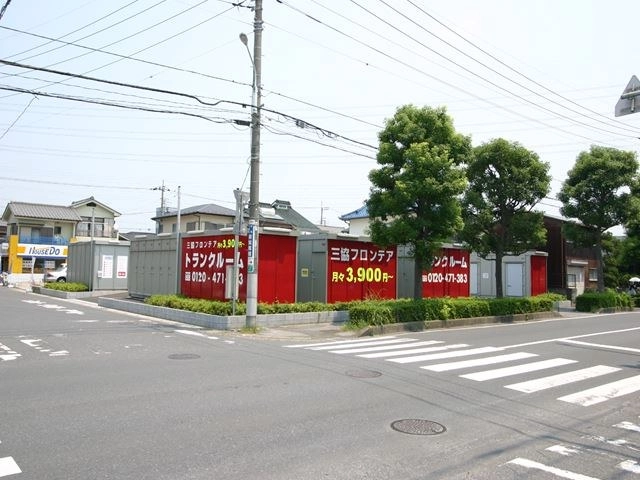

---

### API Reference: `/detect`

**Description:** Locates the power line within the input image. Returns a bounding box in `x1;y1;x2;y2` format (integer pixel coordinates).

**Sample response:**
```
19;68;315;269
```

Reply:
0;95;35;141
274;0;616;146
0;58;379;150
403;0;640;136
356;0;639;139
3;0;148;62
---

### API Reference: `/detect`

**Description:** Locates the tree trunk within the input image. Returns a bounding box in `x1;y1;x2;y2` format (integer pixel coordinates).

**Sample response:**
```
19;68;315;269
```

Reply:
495;248;504;298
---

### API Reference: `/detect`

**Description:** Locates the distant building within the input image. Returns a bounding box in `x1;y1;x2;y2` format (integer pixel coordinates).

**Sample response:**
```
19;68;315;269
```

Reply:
152;199;322;235
1;196;119;274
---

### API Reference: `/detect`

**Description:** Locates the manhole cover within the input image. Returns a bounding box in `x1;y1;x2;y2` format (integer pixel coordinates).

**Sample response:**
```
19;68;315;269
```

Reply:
345;369;382;378
168;353;201;360
391;419;446;435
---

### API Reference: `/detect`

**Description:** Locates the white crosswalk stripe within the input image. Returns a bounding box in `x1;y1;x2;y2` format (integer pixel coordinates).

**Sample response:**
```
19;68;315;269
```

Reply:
284;336;401;348
310;338;416;351
461;358;578;381
330;340;443;355
505;365;621;393
558;375;640;406
388;346;504;364
423;352;538;372
284;337;640;407
358;343;469;359
0;457;21;477
505;457;601;479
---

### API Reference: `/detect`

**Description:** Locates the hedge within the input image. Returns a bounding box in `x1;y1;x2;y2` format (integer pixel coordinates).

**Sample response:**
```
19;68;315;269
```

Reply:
575;291;633;312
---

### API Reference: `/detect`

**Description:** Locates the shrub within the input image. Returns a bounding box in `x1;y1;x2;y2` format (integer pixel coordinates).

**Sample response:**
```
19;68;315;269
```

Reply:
575;291;632;312
43;282;89;292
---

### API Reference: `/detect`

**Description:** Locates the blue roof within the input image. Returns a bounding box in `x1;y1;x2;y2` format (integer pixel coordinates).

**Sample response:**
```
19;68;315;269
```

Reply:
340;205;369;221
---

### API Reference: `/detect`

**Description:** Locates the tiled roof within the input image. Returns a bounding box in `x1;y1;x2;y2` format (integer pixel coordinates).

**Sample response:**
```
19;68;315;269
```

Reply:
153;203;236;219
340;205;369;221
6;202;82;221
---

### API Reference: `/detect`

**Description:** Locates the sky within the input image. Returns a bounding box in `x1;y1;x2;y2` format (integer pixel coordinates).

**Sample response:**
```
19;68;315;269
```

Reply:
1;0;640;233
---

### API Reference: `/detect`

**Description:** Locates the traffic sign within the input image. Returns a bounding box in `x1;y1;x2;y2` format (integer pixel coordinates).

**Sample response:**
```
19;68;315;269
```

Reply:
615;75;640;117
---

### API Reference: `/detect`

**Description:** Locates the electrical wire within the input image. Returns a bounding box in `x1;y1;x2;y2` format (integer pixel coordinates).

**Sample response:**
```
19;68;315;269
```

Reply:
0;95;35;141
403;0;640;136
367;0;640;137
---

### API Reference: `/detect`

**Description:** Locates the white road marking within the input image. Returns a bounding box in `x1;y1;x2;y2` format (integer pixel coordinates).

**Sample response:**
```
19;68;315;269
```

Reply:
75;320;99;323
461;358;577;381
330;340;443;354
614;421;640;433
546;444;581;456
618;460;640;474
505;326;640;350
388;346;502;364
175;329;219;340
0;457;21;477
558;375;640;406
423;352;537;372
284;336;398;348
0;343;20;361
560;339;640;354
360;343;469;359
310;338;416;351
506;457;600;479
505;365;620;393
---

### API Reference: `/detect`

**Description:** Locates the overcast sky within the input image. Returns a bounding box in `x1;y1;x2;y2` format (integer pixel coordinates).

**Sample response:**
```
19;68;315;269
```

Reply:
1;0;639;232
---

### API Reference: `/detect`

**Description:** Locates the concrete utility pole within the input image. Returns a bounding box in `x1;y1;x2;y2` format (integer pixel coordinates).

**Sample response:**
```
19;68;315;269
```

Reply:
245;0;263;328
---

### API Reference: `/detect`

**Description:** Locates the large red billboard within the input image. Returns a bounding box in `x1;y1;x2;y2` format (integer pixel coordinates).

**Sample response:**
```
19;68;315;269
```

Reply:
327;239;397;303
181;233;296;304
422;248;470;298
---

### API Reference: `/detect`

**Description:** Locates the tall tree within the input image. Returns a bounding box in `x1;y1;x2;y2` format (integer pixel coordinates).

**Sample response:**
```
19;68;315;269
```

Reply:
460;138;550;298
367;105;470;300
558;145;639;292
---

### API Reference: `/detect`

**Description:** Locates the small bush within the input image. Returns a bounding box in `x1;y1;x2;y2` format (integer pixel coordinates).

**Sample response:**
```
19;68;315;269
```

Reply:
575;291;632;312
43;282;89;292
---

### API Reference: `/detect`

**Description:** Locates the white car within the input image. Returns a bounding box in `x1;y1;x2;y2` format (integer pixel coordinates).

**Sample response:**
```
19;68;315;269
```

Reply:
44;265;67;283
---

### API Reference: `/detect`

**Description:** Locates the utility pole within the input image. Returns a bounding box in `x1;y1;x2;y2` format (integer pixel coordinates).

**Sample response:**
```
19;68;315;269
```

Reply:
245;0;263;328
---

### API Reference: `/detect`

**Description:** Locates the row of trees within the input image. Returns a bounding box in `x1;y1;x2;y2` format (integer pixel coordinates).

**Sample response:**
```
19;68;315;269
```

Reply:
367;105;639;298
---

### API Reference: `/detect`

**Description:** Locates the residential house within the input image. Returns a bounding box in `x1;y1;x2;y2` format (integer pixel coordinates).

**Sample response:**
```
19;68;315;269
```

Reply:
153;199;322;235
1;197;120;277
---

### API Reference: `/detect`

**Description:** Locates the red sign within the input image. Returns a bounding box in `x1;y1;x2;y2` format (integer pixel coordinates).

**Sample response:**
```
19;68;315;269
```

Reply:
422;248;470;298
327;239;397;303
181;233;296;304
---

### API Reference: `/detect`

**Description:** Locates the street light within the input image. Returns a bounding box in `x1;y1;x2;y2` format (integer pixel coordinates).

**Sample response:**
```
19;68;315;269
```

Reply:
239;2;263;328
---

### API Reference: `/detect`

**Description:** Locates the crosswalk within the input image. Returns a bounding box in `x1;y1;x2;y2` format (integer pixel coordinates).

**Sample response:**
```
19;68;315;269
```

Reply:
501;418;640;479
284;336;640;407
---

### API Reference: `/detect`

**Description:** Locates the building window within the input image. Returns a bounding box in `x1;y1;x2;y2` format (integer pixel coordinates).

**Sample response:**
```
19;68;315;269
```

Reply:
186;221;198;231
567;274;577;288
588;269;598;281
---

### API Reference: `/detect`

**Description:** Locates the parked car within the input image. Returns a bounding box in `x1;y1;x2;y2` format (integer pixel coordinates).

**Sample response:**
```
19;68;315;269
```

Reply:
44;265;67;283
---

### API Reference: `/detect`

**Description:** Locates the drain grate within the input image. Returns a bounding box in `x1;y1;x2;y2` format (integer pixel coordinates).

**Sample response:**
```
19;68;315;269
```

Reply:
345;369;382;378
391;419;446;435
168;353;201;360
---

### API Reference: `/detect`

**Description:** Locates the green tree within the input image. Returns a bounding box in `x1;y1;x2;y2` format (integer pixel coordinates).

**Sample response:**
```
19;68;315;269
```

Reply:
558;145;639;292
460;138;550;298
367;105;471;300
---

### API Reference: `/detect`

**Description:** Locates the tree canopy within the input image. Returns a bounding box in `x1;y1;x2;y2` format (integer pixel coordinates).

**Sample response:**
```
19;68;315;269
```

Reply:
558;145;639;292
460;138;550;297
367;105;471;299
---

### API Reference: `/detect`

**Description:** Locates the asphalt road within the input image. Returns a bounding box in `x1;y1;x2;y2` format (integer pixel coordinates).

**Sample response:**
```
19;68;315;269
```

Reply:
1;287;639;479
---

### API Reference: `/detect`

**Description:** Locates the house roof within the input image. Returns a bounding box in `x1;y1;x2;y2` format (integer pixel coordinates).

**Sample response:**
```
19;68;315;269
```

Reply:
70;196;121;216
152;203;236;220
339;205;369;221
268;200;321;233
2;202;82;222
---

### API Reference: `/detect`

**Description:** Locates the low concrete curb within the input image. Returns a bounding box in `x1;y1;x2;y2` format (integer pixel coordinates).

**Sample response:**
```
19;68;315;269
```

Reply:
97;297;349;330
31;286;97;300
359;311;562;336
